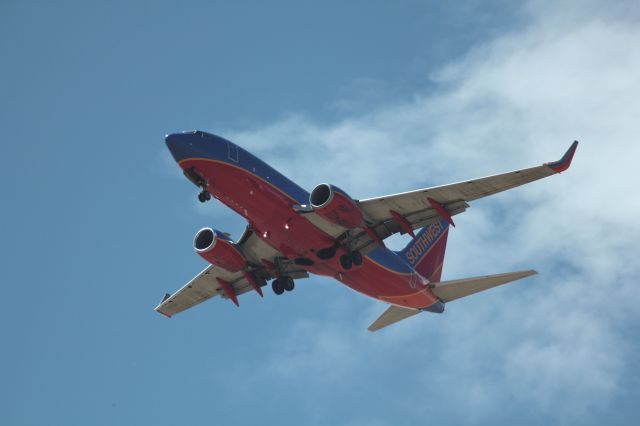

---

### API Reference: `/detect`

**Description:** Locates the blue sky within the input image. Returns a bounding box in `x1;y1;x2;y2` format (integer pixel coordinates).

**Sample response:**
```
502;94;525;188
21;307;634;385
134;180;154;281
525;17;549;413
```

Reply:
2;1;640;425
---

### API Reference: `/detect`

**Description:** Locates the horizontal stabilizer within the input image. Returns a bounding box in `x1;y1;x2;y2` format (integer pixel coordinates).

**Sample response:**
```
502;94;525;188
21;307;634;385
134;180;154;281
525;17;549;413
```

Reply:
431;270;537;302
368;305;420;332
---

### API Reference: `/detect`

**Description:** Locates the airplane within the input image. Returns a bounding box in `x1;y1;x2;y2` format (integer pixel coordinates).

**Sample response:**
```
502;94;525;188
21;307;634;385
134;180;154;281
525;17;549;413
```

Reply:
155;131;578;331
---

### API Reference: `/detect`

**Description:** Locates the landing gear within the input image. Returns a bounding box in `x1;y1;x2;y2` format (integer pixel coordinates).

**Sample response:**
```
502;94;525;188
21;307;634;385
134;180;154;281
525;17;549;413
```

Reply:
351;250;363;266
283;276;295;292
184;168;211;203
316;231;363;267
272;278;285;295
198;190;211;203
340;254;353;270
339;251;362;270
272;276;294;295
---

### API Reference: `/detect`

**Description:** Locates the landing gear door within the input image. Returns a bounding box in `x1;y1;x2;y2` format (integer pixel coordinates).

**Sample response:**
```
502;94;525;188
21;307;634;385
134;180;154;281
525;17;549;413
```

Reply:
227;142;239;163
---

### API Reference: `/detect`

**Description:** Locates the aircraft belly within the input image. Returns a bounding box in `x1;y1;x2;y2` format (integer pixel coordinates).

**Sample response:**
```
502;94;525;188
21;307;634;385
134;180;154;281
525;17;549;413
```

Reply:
181;158;333;255
178;157;439;309
338;259;439;309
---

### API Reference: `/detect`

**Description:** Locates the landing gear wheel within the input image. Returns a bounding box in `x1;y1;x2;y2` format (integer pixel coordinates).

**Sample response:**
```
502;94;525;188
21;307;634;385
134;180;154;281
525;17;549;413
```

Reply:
272;279;285;295
340;254;353;270
198;190;211;203
283;276;295;292
350;251;363;266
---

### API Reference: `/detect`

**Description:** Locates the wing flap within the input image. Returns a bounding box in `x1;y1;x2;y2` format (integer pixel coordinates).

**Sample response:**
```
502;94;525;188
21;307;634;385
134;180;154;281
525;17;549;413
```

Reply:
368;305;420;332
431;270;537;302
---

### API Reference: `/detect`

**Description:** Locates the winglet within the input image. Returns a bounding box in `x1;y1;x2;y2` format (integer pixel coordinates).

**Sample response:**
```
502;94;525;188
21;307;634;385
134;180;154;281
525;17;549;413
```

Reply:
545;140;579;173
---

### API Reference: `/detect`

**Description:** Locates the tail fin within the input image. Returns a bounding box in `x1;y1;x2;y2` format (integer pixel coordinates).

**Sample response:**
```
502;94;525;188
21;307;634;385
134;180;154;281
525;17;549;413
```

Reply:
397;218;450;282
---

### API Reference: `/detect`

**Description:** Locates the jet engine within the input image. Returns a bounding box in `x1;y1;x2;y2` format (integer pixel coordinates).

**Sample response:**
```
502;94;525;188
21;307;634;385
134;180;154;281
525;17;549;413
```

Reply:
193;228;246;272
310;183;364;229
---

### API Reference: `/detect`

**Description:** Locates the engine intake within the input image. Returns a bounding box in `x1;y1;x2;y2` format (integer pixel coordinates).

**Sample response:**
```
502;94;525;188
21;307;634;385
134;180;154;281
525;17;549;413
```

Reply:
194;228;246;272
310;183;364;229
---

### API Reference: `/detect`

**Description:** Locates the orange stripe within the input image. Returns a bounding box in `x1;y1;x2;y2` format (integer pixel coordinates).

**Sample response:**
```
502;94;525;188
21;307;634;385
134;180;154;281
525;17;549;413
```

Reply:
178;157;301;203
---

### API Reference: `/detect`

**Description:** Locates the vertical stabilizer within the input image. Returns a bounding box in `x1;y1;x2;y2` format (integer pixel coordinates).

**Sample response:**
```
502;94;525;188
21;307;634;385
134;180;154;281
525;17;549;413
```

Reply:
397;218;450;282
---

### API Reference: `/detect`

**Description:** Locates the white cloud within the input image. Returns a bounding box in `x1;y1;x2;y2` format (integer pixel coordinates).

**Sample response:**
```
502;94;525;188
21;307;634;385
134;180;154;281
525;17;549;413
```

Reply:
216;0;640;422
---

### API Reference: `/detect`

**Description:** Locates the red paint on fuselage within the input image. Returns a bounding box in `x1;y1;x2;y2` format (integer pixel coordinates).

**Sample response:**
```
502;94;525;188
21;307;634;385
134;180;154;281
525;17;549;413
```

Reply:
179;157;440;310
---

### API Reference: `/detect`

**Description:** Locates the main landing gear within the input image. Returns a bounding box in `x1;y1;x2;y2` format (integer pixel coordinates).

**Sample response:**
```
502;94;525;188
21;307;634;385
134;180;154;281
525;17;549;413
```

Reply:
339;250;363;270
317;242;363;271
272;276;295;295
316;231;363;270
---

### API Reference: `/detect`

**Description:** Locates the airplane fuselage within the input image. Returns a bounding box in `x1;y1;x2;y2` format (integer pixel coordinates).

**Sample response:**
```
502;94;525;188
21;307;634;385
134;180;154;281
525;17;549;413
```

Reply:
167;131;441;310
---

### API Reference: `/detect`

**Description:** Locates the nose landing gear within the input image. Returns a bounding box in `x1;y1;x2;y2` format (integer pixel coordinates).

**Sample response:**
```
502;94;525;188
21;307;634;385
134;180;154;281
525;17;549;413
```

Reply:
183;168;211;203
198;190;211;203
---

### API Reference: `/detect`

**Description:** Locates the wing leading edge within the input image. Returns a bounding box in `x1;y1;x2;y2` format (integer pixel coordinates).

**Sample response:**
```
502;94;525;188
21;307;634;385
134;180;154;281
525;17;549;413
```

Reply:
358;141;579;239
155;227;309;317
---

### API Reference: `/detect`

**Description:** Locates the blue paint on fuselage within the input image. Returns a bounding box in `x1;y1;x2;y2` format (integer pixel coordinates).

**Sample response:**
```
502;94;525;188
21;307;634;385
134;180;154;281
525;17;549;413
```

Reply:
367;246;415;274
166;131;309;204
165;131;422;277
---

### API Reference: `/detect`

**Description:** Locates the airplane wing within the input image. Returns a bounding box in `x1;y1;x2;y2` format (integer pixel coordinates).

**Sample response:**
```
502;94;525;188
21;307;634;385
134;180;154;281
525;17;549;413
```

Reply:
155;227;309;317
358;141;578;240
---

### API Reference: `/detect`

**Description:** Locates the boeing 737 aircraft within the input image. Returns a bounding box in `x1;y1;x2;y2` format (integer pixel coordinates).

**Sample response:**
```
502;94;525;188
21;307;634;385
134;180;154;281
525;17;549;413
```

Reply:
156;131;577;331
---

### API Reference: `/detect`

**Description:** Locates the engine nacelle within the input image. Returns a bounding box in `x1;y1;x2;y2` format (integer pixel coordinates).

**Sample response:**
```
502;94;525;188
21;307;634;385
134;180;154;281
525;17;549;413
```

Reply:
193;228;246;272
310;183;364;229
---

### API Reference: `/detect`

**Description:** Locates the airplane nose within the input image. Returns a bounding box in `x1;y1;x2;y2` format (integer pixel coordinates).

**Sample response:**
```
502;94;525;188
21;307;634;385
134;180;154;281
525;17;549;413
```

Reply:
164;130;231;164
165;131;203;162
